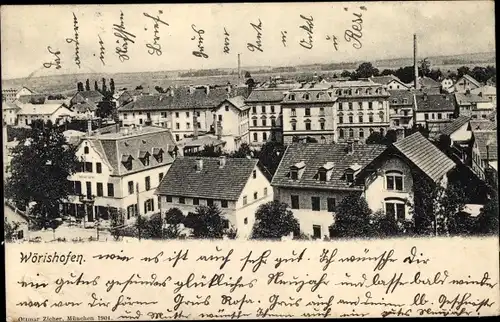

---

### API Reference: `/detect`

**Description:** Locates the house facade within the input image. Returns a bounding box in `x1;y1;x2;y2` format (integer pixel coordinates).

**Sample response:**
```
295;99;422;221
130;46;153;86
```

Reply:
371;75;410;90
2;101;21;125
70;90;105;106
413;93;456;134
455;92;495;120
2;87;34;102
471;130;497;177
441;78;455;93
155;156;273;239
64;126;178;223
281;88;337;144
471;85;497;106
17;103;74;127
454;75;482;93
213;96;250;151
388;90;414;129
245;89;285;147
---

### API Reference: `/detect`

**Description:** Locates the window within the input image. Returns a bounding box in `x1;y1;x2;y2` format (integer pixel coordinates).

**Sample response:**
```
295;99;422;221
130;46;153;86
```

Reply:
221;200;228;208
291;195;299;209
144;198;154;213
305;108;311;116
271;118;276;127
190;198;198;205
438;113;442;120
262;132;268;141
197;122;201;128
253;170;257;178
96;162;102;173
75;181;82;195
123;113;128;120
345;172;354;182
424;113;429;120
139;119;143;125
253;119;258;127
338;103;343;111
175;123;180;129
161;112;167;118
270;105;275;113
311;197;320;211
141;156;150;166
291;108;296;116
339;116;344;124
262;119;267;127
207;199;214;206
386;171;403;191
292;123;297;131
175;135;180;141
262;106;266;113
290;170;298;180
97;182;103;197
320;122;325;130
359;115;363;123
386;202;405;220
431;113;435;120
84;146;89;154
186;122;191;129
313;225;322;239
339;129;344;139
186;112;190;117
349;128;354;138
289;94;296;101
319;170;327;182
349;115;353;123
166;195;172;202
128;181;134;195
304;93;310;100
175;112;179;118
243;196;247;205
348;102;353;110
359;129;364;138
327;198;336;212
179;197;185;204
145;176;151;190
254;192;258;200
263;187;268;197
368;102;373;109
305;122;311;130
369;115;374;123
253;133;258;142
403;99;408;104
86;182;92;199
107;183;114;197
244;218;248;225
85;162;93;173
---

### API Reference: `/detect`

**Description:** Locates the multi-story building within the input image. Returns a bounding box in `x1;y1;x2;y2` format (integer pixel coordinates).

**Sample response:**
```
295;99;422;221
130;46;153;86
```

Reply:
17;103;74;127
2;101;21;125
271;133;455;238
281;88;337;144
245;89;285;147
213;96;250;151
455;92;495;120
118;86;246;142
155;156;273;239
332;80;391;142
471;85;497;106
371;75;410;90
471;130;497;177
64;126;178;223
413;93;456;134
2;86;34;102
454;74;482;93
70;90;105;106
388;90;414;129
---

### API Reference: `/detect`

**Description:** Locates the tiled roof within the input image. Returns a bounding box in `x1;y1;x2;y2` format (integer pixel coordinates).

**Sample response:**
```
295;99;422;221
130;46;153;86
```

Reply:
18;103;66;116
282;89;337;104
471;85;497;96
418;76;441;88
393;132;455;183
183;136;225;148
455;92;491;105
155;156;259;200
469;120;497;131
388;90;415;105
462;74;482;87
17;94;47;104
415;93;455;111
2;101;20;110
87;126;177;176
473;131;497;161
438;115;471;136
76;90;104;100
118;87;245;112
245;89;286;103
371;75;404;85
72;101;98;113
224;96;248;111
271;143;386;190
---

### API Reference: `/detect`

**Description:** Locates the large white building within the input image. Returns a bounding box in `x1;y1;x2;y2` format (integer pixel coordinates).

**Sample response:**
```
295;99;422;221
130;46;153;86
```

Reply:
213;96;250;152
155;156;273;239
64;126;178;223
17;103;74;127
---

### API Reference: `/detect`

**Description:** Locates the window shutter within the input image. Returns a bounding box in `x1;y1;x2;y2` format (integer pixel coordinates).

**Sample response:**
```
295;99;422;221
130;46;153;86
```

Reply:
152;199;155;212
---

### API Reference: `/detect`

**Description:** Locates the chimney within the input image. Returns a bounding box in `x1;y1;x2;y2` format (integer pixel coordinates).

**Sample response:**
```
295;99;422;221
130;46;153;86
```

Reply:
347;141;354;155
219;155;226;168
196;158;203;171
414;34;419;90
238;53;241;80
87;119;92;136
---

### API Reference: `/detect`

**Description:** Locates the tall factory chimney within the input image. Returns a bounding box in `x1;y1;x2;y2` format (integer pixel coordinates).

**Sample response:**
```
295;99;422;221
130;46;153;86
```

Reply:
414;34;419;90
237;53;241;80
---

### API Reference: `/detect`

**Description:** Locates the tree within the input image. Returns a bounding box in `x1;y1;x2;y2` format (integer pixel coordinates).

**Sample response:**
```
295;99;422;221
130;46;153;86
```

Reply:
258;141;286;175
97;99;115;118
184;205;228;239
102;78;107;93
155;86;166;94
419;58;431;77
434;182;466;235
476;195;499;235
385;129;398;145
428;69;443;81
370;210;406;238
144;213;164;239
457;66;470;78
245;78;255;92
77;82;84;92
4;218;21;242
330;194;372;238
355;62;379;79
447;212;477;236
251;201;300;239
85;79;91;91
366;131;385;144
5;120;79;232
109;208;125;241
94;80;99;91
110;78;116;94
135;85;144;90
340;70;353;78
394;66;415;84
230;143;253;158
164;208;185;238
380;69;394;76
244;71;251;78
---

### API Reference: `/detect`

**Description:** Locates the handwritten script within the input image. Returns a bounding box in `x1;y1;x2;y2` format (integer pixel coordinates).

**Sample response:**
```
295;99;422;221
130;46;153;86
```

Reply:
113;11;136;62
65;13;81;68
6;238;499;320
144;10;169;56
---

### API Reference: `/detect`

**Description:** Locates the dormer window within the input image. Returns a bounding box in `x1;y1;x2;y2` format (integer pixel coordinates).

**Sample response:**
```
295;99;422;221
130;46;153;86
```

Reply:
291;169;299;180
139;151;150;166
345;172;354;182
290;161;305;181
153;148;164;163
345;163;361;183
304;93;310;100
122;155;133;170
289;94;296;101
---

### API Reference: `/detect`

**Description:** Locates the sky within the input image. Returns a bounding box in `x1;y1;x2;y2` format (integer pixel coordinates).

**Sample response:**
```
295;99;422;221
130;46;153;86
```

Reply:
0;1;495;80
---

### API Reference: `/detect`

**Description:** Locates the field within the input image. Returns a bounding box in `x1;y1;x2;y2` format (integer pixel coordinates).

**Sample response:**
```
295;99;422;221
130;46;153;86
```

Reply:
1;51;495;95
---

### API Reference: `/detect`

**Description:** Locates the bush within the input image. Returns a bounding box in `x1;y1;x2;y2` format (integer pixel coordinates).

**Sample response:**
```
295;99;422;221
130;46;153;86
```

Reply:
251;201;300;240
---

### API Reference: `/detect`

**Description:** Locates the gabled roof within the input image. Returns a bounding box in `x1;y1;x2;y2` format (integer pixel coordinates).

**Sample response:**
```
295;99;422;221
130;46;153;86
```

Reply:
460;74;482;87
473;131;497;161
72;101;98;113
74;90;104;101
388;90;415;105
17;103;65;116
2;101;21;111
85;126;177;176
469;119;497;131
371;75;407;87
217;95;249;111
414;93;455;111
418;76;441;88
438;115;471;136
245;89;285;103
471;85;497;96
455;92;491;105
393;132;455;183
155;156;260;201
271;143;387;190
282;89;337;104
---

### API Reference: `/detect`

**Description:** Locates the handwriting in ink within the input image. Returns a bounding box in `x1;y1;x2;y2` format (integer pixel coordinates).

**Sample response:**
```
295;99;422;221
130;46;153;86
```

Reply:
281;31;287;47
299;14;314;49
274;248;307;268
65;13;81;68
111;295;158;312
344;8;364;49
240;249;271;272
113;11;136;62
448;272;498;289
220;294;255;311
403;246;430;265
223;27;230;54
97;35;105;65
118;310;142;320
43;46;62;69
144;10;169;56
191;24;208;58
196;246;233;270
88;293;111;308
326;35;339;51
247;19;263;52
173;294;211;311
93;250;133;262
